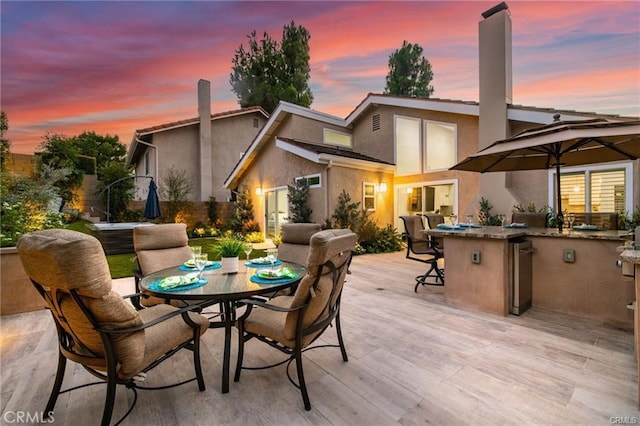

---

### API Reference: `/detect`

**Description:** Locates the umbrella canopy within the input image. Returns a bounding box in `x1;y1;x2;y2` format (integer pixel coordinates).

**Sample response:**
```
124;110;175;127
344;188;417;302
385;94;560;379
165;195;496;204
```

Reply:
143;179;162;219
451;118;640;231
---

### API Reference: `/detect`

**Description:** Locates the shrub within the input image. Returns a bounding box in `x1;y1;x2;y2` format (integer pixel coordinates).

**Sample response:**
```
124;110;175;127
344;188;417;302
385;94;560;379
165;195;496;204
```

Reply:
245;231;265;243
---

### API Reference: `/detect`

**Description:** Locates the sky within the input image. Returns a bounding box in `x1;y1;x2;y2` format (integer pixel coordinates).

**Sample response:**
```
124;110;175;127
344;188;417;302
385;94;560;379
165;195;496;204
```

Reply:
1;0;639;155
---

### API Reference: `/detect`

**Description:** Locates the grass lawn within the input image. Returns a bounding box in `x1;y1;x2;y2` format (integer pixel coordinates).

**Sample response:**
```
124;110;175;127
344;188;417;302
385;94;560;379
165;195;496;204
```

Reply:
63;220;268;279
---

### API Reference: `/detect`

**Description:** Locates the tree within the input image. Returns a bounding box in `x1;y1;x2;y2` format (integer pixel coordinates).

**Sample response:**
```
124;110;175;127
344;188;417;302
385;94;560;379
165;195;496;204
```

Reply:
160;165;193;223
230;186;259;233
384;40;434;98
95;161;136;222
37;131;128;204
230;21;313;113
287;177;312;223
0;111;10;171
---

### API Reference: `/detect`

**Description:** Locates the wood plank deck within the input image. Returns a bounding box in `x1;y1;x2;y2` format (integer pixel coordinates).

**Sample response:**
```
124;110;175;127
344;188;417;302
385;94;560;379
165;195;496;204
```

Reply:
1;251;638;425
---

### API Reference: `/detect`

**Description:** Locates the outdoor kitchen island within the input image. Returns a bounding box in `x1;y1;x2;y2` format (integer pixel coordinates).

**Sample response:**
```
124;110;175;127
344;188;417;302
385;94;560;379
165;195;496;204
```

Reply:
424;226;634;329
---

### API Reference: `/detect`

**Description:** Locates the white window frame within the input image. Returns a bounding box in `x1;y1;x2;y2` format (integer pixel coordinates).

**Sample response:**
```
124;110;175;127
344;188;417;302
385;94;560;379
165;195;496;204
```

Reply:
394;115;422;176
363;182;376;211
323;128;352;148
547;162;633;214
423;120;457;172
295;173;321;189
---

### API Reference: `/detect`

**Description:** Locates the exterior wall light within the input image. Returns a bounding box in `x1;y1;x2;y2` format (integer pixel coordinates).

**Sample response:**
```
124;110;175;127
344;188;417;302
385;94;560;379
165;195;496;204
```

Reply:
406;187;413;194
379;182;388;193
255;187;263;196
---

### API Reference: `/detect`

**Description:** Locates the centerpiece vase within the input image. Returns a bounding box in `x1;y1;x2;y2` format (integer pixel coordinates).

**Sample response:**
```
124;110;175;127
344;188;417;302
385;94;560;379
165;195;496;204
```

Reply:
221;256;239;274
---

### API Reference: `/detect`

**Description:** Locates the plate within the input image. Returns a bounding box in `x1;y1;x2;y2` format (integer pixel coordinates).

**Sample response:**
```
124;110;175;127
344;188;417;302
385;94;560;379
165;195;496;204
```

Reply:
183;259;215;268
250;256;277;265
257;268;285;280
158;274;198;289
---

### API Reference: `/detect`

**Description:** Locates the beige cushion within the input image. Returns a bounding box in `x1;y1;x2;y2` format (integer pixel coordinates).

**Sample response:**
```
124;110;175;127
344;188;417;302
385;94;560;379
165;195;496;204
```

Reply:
245;229;356;346
17;229;209;380
134;224;193;275
277;223;321;266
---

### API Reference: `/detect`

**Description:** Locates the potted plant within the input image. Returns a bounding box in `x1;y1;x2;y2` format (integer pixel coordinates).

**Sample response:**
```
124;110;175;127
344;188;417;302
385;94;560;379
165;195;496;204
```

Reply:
214;237;247;274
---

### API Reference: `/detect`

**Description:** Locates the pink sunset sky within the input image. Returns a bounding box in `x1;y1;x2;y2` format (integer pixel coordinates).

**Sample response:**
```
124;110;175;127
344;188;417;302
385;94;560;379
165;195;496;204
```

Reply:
2;0;639;155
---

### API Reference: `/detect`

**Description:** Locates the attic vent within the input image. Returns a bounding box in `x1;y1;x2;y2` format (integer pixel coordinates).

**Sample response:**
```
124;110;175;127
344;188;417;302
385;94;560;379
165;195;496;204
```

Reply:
253;117;259;128
372;114;380;131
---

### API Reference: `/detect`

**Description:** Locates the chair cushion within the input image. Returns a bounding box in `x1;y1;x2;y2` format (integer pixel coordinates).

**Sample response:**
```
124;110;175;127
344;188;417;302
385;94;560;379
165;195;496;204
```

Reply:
133;223;189;251
280;223;321;244
136;247;194;275
138;304;209;373
17;228;112;298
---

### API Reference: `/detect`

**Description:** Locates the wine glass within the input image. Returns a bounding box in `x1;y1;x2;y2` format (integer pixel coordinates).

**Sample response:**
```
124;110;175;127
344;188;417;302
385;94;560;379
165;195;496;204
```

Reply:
266;248;278;270
449;214;457;226
244;244;253;261
567;213;575;230
466;214;473;225
190;246;202;262
195;253;208;279
498;214;506;227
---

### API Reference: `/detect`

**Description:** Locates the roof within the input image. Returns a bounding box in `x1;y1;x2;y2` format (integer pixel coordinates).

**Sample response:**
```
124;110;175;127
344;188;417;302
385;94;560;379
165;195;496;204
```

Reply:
276;137;395;171
126;106;269;166
135;106;268;136
345;93;638;126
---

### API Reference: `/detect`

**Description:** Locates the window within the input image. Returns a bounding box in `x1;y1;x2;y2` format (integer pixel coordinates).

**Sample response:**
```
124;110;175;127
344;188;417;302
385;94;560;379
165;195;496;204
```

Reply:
395;116;421;175
363;183;376;211
424;121;456;171
395;116;457;175
295;173;321;188
551;163;632;214
323;129;352;147
144;151;150;176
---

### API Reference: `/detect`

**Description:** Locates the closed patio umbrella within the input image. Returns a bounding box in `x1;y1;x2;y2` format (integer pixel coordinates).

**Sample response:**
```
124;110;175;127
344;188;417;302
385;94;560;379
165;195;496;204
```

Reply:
451;118;640;231
143;179;162;219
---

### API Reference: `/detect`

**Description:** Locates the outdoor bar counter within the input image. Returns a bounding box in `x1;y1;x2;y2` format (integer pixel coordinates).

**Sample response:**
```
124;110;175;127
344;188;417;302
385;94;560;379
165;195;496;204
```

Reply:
424;226;634;328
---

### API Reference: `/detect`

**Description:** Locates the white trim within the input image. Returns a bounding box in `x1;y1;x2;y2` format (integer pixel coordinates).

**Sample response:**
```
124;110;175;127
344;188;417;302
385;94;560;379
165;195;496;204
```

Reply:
394;115;422;176
323;128;353;148
363;182;376;211
547;161;633;214
295;173;321;188
276;138;395;173
423;119;458;172
394;179;459;230
346;94;479;124
225;102;346;188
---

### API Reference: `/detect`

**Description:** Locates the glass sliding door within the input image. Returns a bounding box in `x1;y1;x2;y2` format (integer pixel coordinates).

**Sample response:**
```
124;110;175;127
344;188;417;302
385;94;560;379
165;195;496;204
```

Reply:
396;182;456;226
265;188;289;238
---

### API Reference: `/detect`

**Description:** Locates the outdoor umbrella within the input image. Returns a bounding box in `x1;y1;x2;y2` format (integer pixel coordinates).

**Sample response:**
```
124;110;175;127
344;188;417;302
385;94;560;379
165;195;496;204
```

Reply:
451;118;640;231
143;178;162;219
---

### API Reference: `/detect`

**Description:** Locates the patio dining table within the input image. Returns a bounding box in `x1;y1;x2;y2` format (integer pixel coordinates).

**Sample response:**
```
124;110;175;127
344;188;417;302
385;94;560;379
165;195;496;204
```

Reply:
139;260;306;394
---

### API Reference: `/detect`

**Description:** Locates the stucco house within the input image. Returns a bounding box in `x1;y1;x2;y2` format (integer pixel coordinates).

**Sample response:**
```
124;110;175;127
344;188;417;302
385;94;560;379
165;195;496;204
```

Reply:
127;4;638;238
126;79;268;205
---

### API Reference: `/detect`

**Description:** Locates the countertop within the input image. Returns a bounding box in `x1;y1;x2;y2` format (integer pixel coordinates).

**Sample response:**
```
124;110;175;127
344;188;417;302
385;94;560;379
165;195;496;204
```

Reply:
620;249;640;264
424;226;631;241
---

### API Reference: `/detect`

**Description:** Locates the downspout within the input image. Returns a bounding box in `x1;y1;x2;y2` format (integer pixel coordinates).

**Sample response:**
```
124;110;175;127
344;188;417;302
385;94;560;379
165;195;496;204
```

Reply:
135;136;159;181
325;159;333;220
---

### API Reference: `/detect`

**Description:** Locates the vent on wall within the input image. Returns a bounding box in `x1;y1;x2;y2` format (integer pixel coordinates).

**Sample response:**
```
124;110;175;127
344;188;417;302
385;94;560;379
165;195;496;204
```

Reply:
372;114;380;131
253;117;259;128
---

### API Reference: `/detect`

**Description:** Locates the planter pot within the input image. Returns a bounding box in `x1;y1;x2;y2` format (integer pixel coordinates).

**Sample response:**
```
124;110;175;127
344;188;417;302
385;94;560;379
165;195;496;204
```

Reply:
221;256;239;274
0;247;46;315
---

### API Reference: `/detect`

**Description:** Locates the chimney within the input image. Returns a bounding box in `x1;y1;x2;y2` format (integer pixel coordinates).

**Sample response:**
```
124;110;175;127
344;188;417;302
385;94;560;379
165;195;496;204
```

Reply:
198;79;212;201
477;2;515;215
479;1;512;149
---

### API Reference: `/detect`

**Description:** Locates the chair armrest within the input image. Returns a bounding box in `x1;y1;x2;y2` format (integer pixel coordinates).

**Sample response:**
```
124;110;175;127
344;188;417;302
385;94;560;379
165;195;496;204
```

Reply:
236;298;308;322
94;304;205;334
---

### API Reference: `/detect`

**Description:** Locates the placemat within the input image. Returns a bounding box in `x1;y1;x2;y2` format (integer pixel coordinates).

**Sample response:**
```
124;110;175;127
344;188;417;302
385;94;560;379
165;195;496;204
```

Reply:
178;262;221;272
148;277;208;292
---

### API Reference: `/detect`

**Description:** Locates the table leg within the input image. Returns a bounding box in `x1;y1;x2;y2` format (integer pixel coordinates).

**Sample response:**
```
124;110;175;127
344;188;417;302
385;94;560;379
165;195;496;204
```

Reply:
207;300;235;394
